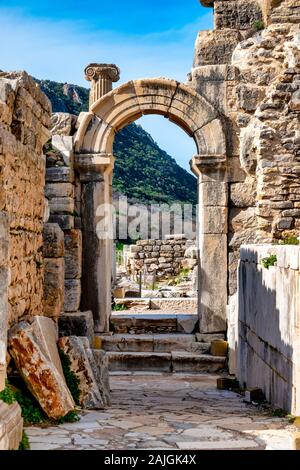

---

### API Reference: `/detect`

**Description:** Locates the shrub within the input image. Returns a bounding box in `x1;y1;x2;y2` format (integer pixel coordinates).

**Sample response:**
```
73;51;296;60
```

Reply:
1;379;80;426
280;236;299;245
0;381;16;404
261;255;277;269
112;303;127;311
0;381;46;424
15;390;46;424
57;410;80;424
253;20;265;31
19;432;30;451
59;350;81;406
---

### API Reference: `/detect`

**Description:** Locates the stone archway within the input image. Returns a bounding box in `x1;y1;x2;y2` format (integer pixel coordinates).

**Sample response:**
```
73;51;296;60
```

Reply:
74;64;228;335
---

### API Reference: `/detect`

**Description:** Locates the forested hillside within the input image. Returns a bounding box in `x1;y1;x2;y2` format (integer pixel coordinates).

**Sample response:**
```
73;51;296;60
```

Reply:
37;79;197;205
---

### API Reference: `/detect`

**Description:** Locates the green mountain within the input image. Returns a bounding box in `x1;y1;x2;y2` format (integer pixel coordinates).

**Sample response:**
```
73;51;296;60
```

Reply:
37;79;197;205
36;79;89;115
113;124;196;205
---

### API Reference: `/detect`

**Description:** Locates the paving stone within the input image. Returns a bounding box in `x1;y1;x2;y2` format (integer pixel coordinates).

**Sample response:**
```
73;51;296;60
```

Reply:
176;439;260;450
26;374;293;451
30;443;63;450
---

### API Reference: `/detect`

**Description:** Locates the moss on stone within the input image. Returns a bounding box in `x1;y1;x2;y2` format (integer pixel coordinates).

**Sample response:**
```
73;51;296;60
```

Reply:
19;431;30;450
59;349;81;406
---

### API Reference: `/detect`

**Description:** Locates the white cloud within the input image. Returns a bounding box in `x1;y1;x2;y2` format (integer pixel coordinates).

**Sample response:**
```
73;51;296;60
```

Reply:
0;8;212;84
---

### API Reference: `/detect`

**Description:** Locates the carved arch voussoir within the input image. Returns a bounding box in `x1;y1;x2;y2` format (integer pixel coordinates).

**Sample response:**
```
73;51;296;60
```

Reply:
74;78;227;158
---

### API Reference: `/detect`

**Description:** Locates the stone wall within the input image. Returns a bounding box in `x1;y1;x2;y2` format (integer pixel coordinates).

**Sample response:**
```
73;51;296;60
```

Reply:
193;0;300;297
0;72;51;325
236;244;300;415
0;214;9;391
0;71;50;391
126;237;197;279
44;113;83;316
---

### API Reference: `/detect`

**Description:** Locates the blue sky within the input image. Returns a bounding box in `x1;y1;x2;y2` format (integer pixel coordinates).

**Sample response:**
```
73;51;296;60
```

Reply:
0;1;213;171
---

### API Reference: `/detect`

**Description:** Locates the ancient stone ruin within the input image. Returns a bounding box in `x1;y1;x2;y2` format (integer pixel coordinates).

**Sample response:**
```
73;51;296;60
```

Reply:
0;0;300;450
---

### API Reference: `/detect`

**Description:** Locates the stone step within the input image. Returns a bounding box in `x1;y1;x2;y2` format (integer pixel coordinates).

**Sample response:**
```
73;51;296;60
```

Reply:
110;313;198;334
99;333;210;354
171;352;226;373
107;351;226;373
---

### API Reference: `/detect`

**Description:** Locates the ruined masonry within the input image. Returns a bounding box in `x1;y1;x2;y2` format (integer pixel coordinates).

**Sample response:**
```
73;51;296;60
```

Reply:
0;0;300;450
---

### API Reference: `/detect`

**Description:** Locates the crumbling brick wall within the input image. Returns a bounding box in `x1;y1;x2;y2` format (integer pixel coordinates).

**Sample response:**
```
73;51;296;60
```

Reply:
0;71;51;325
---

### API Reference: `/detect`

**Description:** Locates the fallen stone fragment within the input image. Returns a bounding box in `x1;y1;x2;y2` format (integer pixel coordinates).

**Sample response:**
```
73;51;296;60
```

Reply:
8;322;75;419
31;316;64;379
58;336;104;409
92;349;111;406
78;337;110;406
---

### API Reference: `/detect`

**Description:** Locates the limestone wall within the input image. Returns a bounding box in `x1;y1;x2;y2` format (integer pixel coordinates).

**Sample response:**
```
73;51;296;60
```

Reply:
236;244;300;414
0;214;9;391
192;0;300;296
127;238;197;279
0;71;50;390
0;72;51;326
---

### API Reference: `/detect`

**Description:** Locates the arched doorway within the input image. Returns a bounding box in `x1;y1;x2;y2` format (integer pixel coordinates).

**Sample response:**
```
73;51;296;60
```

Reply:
74;65;228;336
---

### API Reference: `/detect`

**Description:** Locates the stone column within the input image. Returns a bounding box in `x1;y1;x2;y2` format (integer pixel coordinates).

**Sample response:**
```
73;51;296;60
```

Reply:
75;154;114;333
191;155;228;334
84;63;120;109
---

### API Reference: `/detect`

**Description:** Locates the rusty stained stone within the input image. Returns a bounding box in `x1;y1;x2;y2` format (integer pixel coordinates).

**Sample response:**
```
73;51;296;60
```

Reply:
8;322;74;419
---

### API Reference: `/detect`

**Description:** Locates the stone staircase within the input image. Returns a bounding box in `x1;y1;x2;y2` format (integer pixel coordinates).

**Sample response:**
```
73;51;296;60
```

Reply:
97;313;227;374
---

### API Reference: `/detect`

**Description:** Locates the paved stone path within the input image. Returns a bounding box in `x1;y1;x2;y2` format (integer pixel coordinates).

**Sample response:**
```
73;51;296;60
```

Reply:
26;373;294;450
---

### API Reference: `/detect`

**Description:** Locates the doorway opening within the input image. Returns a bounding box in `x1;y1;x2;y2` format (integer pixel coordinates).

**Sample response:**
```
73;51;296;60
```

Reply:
111;115;199;329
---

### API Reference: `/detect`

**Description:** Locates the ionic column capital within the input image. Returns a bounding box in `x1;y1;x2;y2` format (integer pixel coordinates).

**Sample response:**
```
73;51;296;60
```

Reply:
84;63;120;108
84;63;120;83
